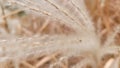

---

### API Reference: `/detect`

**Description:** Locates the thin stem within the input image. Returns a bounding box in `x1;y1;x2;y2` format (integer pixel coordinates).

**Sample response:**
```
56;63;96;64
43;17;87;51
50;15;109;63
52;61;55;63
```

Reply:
0;0;9;33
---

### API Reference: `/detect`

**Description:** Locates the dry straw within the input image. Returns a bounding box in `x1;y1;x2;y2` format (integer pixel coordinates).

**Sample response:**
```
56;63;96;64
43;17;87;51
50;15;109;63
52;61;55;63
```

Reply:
0;0;120;68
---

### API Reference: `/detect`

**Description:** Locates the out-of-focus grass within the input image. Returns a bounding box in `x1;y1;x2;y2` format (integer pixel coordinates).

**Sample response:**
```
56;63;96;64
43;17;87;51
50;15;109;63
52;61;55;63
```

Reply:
0;0;120;68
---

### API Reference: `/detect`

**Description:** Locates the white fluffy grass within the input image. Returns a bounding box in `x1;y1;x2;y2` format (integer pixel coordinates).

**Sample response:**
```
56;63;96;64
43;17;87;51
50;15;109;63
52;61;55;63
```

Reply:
0;0;120;68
